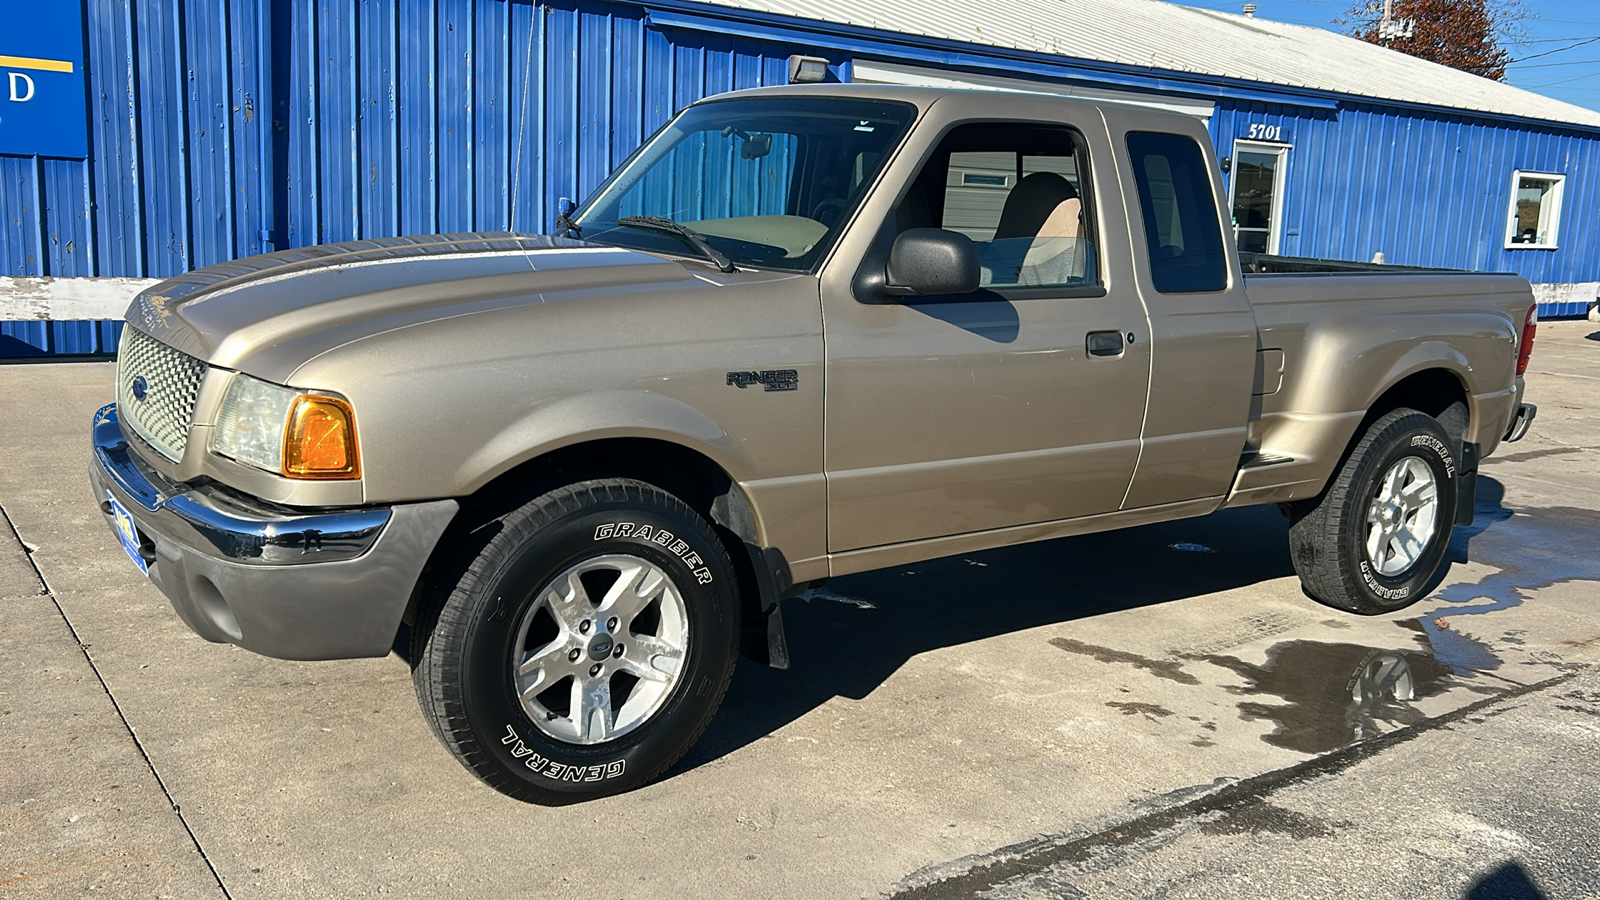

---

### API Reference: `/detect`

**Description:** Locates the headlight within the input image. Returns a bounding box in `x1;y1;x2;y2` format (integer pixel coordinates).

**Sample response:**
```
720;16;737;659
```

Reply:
213;374;361;479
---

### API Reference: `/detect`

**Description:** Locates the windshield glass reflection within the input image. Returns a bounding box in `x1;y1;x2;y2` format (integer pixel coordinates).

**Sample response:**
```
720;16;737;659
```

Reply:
574;97;916;271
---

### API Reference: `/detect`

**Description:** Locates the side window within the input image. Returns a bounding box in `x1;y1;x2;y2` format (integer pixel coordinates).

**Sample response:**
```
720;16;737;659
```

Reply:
1126;132;1228;294
893;122;1099;290
1505;170;1565;249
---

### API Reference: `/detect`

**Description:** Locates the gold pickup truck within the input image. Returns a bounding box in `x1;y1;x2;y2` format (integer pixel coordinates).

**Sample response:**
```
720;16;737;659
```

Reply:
89;84;1538;803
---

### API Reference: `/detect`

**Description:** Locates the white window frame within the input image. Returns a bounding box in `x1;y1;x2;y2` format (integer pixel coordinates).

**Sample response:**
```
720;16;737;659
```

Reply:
1228;140;1290;256
1504;170;1566;250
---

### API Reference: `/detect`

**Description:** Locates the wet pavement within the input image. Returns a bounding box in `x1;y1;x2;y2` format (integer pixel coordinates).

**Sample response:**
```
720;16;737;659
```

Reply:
1;320;1597;899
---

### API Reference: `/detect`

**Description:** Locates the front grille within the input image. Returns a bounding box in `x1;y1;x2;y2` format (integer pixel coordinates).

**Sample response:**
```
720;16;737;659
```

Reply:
116;328;207;462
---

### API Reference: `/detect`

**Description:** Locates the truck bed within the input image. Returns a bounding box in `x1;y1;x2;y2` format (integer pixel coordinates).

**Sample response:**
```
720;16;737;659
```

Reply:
1240;252;1479;276
1224;265;1533;509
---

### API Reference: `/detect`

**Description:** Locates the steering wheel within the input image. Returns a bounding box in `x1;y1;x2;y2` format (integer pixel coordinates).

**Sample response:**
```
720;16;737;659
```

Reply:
809;197;848;226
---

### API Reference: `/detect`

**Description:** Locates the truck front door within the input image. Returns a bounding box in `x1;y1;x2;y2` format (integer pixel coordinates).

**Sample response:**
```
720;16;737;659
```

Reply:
819;106;1152;554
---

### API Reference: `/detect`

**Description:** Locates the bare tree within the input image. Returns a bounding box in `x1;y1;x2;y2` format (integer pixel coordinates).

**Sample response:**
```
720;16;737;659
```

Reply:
1340;0;1530;81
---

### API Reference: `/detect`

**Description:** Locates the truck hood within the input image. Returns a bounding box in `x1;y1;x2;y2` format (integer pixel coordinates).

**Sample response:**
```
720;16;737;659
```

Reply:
126;233;696;379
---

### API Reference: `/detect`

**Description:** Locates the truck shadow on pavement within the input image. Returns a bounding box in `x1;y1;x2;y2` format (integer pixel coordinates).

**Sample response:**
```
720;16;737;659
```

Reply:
679;500;1301;771
1466;860;1549;899
678;474;1560;774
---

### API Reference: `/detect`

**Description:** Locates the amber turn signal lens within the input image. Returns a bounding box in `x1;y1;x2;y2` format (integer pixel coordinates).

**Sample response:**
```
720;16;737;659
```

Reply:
282;395;360;479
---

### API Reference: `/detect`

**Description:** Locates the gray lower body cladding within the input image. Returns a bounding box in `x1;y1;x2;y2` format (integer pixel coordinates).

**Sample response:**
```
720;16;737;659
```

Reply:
88;404;458;660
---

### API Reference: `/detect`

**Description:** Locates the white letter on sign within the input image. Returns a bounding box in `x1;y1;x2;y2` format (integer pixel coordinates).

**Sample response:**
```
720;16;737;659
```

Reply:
8;73;34;103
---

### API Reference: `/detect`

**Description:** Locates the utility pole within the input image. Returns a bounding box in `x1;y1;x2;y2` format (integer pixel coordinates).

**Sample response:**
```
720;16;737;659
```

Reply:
1378;0;1416;44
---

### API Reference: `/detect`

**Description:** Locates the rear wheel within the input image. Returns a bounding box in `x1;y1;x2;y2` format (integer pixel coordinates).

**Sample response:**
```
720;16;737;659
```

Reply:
1289;409;1459;614
412;478;740;804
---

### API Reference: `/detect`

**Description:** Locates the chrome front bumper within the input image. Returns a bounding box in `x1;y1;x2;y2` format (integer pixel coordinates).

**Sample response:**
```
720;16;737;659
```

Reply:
89;404;457;660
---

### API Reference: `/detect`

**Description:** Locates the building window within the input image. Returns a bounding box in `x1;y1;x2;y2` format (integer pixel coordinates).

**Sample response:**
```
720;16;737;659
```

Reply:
1505;171;1565;249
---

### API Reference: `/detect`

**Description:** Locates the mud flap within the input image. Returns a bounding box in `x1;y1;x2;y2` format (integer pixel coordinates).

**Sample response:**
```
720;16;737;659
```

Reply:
740;543;794;670
1455;442;1479;526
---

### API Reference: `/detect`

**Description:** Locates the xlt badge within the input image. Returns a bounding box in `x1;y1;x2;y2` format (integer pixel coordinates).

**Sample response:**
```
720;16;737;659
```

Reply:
727;369;798;392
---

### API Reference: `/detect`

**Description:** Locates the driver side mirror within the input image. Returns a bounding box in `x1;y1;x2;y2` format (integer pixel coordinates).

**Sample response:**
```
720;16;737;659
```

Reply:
885;228;981;297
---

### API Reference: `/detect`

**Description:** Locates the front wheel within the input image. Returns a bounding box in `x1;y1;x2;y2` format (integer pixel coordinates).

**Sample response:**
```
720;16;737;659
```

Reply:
1288;409;1459;614
412;478;740;804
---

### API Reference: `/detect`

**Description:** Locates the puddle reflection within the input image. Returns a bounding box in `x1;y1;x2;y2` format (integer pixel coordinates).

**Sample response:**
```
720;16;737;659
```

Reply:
1200;639;1481;755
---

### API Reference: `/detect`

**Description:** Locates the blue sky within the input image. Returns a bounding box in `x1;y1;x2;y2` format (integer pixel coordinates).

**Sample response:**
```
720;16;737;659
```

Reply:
1180;0;1600;112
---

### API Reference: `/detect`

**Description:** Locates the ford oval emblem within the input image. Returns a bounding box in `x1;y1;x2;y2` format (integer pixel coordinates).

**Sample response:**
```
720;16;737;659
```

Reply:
131;375;149;401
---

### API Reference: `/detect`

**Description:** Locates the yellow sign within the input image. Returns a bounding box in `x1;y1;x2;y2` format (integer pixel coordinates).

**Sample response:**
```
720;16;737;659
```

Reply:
0;54;73;74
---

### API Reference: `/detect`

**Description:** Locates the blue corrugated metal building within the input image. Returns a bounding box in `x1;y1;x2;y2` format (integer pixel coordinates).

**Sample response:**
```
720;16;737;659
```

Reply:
3;0;1597;356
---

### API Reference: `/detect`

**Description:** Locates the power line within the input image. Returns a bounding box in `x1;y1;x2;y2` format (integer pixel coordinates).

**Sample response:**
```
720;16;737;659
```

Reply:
1508;56;1600;70
1520;34;1600;44
1511;34;1600;63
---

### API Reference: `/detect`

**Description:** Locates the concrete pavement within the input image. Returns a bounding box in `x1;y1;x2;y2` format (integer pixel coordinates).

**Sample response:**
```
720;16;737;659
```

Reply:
1;321;1597;899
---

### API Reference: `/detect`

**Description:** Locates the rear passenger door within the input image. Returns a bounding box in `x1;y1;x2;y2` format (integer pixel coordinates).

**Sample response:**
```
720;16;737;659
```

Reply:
819;107;1153;554
1116;124;1258;508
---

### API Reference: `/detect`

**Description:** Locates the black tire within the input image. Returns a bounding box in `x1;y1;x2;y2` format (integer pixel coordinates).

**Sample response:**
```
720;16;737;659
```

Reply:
1288;409;1459;615
412;478;740;804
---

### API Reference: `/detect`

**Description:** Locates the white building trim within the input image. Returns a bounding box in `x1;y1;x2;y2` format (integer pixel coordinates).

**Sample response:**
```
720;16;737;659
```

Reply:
851;60;1215;120
0;276;156;322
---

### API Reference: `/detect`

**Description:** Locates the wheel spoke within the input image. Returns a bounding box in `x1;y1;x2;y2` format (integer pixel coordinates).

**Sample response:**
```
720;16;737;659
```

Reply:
516;640;569;681
599;560;667;620
574;678;614;742
1398;476;1435;507
545;570;593;630
1394;526;1423;563
1383;464;1407;502
1366;521;1388;563
624;634;684;682
1381;533;1402;568
617;657;671;684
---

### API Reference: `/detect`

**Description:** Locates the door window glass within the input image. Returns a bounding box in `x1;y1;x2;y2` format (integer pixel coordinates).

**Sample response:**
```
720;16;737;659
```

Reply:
892;123;1099;289
1230;144;1286;255
1126;131;1228;294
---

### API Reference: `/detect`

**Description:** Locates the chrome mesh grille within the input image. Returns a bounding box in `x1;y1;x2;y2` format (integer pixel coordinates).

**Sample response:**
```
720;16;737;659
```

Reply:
116;328;207;462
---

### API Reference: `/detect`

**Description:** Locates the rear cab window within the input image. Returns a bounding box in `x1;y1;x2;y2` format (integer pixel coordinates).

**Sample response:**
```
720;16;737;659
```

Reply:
1125;132;1229;294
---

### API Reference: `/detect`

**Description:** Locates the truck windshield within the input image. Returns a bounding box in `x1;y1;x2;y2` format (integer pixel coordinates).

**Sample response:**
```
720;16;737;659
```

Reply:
572;97;917;272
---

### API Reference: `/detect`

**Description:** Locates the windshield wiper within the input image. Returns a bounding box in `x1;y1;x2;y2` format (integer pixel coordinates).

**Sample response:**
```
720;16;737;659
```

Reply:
553;197;582;238
616;216;736;273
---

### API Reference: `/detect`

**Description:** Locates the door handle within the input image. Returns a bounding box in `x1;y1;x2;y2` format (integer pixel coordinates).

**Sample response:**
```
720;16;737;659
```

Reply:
1086;330;1125;358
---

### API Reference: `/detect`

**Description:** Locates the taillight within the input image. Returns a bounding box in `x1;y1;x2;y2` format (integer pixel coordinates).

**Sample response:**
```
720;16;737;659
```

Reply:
1516;305;1537;377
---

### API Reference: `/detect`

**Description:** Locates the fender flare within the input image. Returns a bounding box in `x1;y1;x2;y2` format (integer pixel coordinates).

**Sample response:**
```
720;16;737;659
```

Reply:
458;389;758;501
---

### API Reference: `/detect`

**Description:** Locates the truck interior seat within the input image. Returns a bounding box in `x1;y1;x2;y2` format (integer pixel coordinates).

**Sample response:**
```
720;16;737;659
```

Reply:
1035;196;1085;242
994;172;1079;241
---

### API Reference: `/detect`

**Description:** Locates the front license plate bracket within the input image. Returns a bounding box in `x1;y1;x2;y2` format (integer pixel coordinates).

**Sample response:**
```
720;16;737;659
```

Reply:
106;493;152;576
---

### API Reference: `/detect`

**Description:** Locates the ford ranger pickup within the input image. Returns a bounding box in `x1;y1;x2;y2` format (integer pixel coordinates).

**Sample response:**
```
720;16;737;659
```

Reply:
89;84;1539;803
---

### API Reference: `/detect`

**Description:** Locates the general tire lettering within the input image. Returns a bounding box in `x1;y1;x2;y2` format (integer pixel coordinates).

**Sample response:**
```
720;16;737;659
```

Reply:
501;726;626;781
